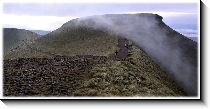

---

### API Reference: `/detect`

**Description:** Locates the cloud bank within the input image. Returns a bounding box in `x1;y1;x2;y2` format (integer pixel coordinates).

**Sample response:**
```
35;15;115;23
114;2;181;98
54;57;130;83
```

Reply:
3;3;198;32
2;14;79;31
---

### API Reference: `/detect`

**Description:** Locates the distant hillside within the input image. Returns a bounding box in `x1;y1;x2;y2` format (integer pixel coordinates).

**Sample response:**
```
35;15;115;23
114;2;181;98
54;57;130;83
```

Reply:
3;28;40;55
4;27;118;60
30;30;51;35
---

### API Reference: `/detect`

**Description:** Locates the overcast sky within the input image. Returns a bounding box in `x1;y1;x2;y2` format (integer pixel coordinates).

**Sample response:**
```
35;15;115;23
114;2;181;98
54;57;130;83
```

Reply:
2;2;199;37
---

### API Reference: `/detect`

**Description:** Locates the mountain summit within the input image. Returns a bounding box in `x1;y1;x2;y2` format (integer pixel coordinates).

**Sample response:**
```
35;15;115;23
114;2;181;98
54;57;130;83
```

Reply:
59;13;198;96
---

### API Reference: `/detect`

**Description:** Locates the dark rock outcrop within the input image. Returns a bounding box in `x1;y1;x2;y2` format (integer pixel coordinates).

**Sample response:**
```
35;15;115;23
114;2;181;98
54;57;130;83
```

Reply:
4;56;108;96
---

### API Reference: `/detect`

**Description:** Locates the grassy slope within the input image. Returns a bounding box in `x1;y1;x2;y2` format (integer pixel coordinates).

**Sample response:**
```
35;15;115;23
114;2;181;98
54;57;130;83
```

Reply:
32;26;118;56
4;26;118;60
3;28;40;55
73;41;186;96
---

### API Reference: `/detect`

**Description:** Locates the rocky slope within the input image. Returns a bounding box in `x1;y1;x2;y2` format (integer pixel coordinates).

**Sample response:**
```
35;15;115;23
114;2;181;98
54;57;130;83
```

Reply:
4;39;186;96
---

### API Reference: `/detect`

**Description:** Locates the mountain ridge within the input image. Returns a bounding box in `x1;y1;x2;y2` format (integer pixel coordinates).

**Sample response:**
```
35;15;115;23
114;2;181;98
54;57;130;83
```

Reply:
58;13;197;96
3;13;197;96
